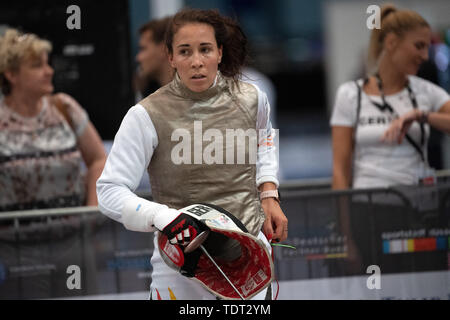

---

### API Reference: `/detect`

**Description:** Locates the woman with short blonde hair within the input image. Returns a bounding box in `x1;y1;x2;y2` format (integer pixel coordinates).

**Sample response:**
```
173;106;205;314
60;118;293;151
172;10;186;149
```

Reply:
0;29;106;211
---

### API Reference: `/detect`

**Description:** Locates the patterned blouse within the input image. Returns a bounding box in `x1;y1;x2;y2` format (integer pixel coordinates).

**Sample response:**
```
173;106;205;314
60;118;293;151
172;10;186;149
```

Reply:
0;94;89;211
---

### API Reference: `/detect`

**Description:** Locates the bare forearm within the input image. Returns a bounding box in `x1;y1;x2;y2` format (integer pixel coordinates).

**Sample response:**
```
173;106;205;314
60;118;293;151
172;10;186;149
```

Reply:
332;169;351;190
427;111;450;134
331;126;354;191
258;182;287;242
258;182;277;192
258;182;279;208
85;158;106;206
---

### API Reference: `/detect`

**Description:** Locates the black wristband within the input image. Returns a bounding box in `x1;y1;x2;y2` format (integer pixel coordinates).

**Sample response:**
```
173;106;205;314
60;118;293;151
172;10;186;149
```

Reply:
419;110;430;124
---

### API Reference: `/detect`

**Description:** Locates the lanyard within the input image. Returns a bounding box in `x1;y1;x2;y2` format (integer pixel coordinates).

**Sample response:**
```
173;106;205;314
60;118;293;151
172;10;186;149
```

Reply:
371;73;426;162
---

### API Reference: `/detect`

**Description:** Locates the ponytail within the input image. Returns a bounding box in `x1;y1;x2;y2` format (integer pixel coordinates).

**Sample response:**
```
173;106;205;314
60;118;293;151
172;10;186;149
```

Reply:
219;15;249;79
367;4;429;74
367;4;397;74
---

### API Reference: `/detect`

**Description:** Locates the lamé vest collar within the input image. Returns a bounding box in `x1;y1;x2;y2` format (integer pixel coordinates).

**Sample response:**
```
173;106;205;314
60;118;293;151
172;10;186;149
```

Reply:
139;71;265;236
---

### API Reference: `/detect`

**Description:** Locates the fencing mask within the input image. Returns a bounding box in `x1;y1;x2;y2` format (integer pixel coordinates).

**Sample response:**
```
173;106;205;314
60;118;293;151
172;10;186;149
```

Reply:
157;203;274;300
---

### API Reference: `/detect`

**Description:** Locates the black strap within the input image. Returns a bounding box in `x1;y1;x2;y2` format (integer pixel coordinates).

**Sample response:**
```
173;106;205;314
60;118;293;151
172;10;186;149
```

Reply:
352;80;362;153
351;80;363;189
371;74;426;162
354;80;362;133
406;84;425;147
368;101;425;162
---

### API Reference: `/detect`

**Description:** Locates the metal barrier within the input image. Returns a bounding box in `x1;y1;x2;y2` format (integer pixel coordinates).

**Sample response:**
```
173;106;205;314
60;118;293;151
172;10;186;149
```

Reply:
0;181;449;299
277;184;449;279
275;180;450;299
0;207;153;299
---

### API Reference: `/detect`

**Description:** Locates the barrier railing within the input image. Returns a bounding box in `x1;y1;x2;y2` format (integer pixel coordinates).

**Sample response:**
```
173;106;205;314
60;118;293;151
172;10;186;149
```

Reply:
0;180;449;299
274;181;450;299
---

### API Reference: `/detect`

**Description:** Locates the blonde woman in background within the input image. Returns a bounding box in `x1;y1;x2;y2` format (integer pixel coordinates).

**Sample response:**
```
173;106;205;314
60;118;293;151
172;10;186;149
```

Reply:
329;5;450;274
331;4;450;190
0;29;106;211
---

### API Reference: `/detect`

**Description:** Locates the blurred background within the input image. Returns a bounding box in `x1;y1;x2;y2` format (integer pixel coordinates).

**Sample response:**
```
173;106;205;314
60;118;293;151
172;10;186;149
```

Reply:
1;0;449;186
1;0;450;301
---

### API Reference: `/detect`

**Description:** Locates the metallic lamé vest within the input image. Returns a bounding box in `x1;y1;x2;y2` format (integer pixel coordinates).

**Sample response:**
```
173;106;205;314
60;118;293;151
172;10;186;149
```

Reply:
139;72;265;236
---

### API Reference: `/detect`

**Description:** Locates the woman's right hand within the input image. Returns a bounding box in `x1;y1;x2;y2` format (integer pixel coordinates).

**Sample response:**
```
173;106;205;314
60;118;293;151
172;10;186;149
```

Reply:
122;198;206;247
381;109;421;144
156;210;207;247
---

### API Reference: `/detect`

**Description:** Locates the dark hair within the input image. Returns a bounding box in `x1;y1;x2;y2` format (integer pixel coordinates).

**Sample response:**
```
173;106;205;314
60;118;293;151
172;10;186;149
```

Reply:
165;8;249;80
0;74;11;95
139;16;173;44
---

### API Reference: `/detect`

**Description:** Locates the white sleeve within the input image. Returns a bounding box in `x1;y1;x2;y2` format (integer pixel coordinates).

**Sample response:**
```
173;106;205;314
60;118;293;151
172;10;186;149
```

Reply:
96;105;170;230
255;85;279;188
330;82;358;127
427;82;450;112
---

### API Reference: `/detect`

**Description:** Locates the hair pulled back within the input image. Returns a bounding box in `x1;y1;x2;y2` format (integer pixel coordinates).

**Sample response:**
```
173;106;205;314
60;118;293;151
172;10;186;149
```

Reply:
165;8;249;80
367;4;429;73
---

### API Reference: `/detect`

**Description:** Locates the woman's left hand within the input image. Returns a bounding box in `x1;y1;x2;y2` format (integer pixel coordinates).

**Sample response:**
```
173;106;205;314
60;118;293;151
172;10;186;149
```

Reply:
381;109;421;144
261;198;288;243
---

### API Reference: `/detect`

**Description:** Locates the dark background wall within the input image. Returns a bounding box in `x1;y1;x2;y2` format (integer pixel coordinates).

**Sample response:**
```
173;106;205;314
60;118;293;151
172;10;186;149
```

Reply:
1;0;449;178
0;0;135;140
